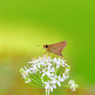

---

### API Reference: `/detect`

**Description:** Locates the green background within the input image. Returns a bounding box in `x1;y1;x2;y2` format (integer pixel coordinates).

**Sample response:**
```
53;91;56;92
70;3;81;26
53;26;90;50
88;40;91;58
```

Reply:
0;0;95;95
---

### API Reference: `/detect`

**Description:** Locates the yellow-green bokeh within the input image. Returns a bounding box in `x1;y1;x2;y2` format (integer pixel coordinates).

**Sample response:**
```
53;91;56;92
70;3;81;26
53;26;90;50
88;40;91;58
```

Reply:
0;0;95;95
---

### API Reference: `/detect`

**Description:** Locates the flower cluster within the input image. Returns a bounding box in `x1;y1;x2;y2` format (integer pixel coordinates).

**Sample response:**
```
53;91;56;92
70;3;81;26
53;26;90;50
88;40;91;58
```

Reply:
19;55;79;95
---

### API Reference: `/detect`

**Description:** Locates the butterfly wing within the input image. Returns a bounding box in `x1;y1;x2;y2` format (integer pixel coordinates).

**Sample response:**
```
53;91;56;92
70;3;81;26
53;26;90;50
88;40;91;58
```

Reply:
50;41;67;54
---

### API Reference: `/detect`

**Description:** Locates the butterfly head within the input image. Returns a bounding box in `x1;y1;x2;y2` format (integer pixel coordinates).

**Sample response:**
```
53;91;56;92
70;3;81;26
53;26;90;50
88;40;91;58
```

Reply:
43;45;49;49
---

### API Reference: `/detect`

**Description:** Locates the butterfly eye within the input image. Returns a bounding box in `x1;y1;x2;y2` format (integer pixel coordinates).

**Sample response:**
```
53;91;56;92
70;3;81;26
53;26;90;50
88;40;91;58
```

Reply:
45;45;48;48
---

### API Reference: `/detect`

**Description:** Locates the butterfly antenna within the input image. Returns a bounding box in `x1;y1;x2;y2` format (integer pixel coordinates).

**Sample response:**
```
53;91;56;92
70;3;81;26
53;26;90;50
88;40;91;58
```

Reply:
37;45;44;55
37;45;43;46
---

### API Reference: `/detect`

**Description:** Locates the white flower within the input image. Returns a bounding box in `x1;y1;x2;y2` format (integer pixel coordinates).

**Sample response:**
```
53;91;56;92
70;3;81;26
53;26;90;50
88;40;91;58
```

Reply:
30;64;39;74
30;56;52;68
62;73;69;80
54;57;67;69
44;81;56;95
68;80;79;92
41;61;53;67
62;66;70;80
52;57;58;63
65;68;70;73
50;75;64;87
25;77;31;83
28;58;41;68
65;66;70;73
42;66;55;77
43;55;52;62
19;67;30;78
68;80;75;85
28;58;38;64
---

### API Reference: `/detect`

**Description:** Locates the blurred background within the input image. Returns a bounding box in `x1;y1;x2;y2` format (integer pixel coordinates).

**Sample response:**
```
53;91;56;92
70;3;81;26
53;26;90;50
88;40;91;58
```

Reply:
0;0;95;95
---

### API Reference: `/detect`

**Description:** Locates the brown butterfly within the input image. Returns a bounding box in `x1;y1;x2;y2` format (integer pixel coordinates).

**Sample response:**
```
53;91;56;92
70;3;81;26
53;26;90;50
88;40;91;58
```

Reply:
43;41;67;57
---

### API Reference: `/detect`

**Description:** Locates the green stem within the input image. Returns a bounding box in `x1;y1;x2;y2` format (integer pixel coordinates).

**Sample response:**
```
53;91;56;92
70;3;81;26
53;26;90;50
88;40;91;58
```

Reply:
61;85;70;88
36;65;42;80
29;73;42;83
27;76;43;86
29;83;44;88
56;68;59;74
36;70;42;80
47;90;49;95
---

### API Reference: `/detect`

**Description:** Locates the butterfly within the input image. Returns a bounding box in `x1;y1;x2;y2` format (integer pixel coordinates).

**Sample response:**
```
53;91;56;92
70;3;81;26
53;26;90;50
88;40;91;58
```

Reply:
43;41;67;57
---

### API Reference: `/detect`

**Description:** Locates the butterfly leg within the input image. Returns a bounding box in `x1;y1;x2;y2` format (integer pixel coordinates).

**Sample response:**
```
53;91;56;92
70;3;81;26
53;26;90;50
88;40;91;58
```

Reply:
45;51;47;55
59;54;63;57
45;51;50;56
49;52;50;56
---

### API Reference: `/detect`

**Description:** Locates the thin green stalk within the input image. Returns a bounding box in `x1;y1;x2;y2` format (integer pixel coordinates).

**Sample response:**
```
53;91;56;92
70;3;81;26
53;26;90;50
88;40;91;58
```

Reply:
47;90;49;95
56;67;59;74
29;73;42;83
61;85;70;88
36;65;42;80
27;76;43;86
36;70;42;80
29;83;44;88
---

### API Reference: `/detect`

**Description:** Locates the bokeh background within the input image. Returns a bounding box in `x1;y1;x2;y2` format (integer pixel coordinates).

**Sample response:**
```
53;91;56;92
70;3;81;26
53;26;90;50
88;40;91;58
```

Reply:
0;0;95;95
